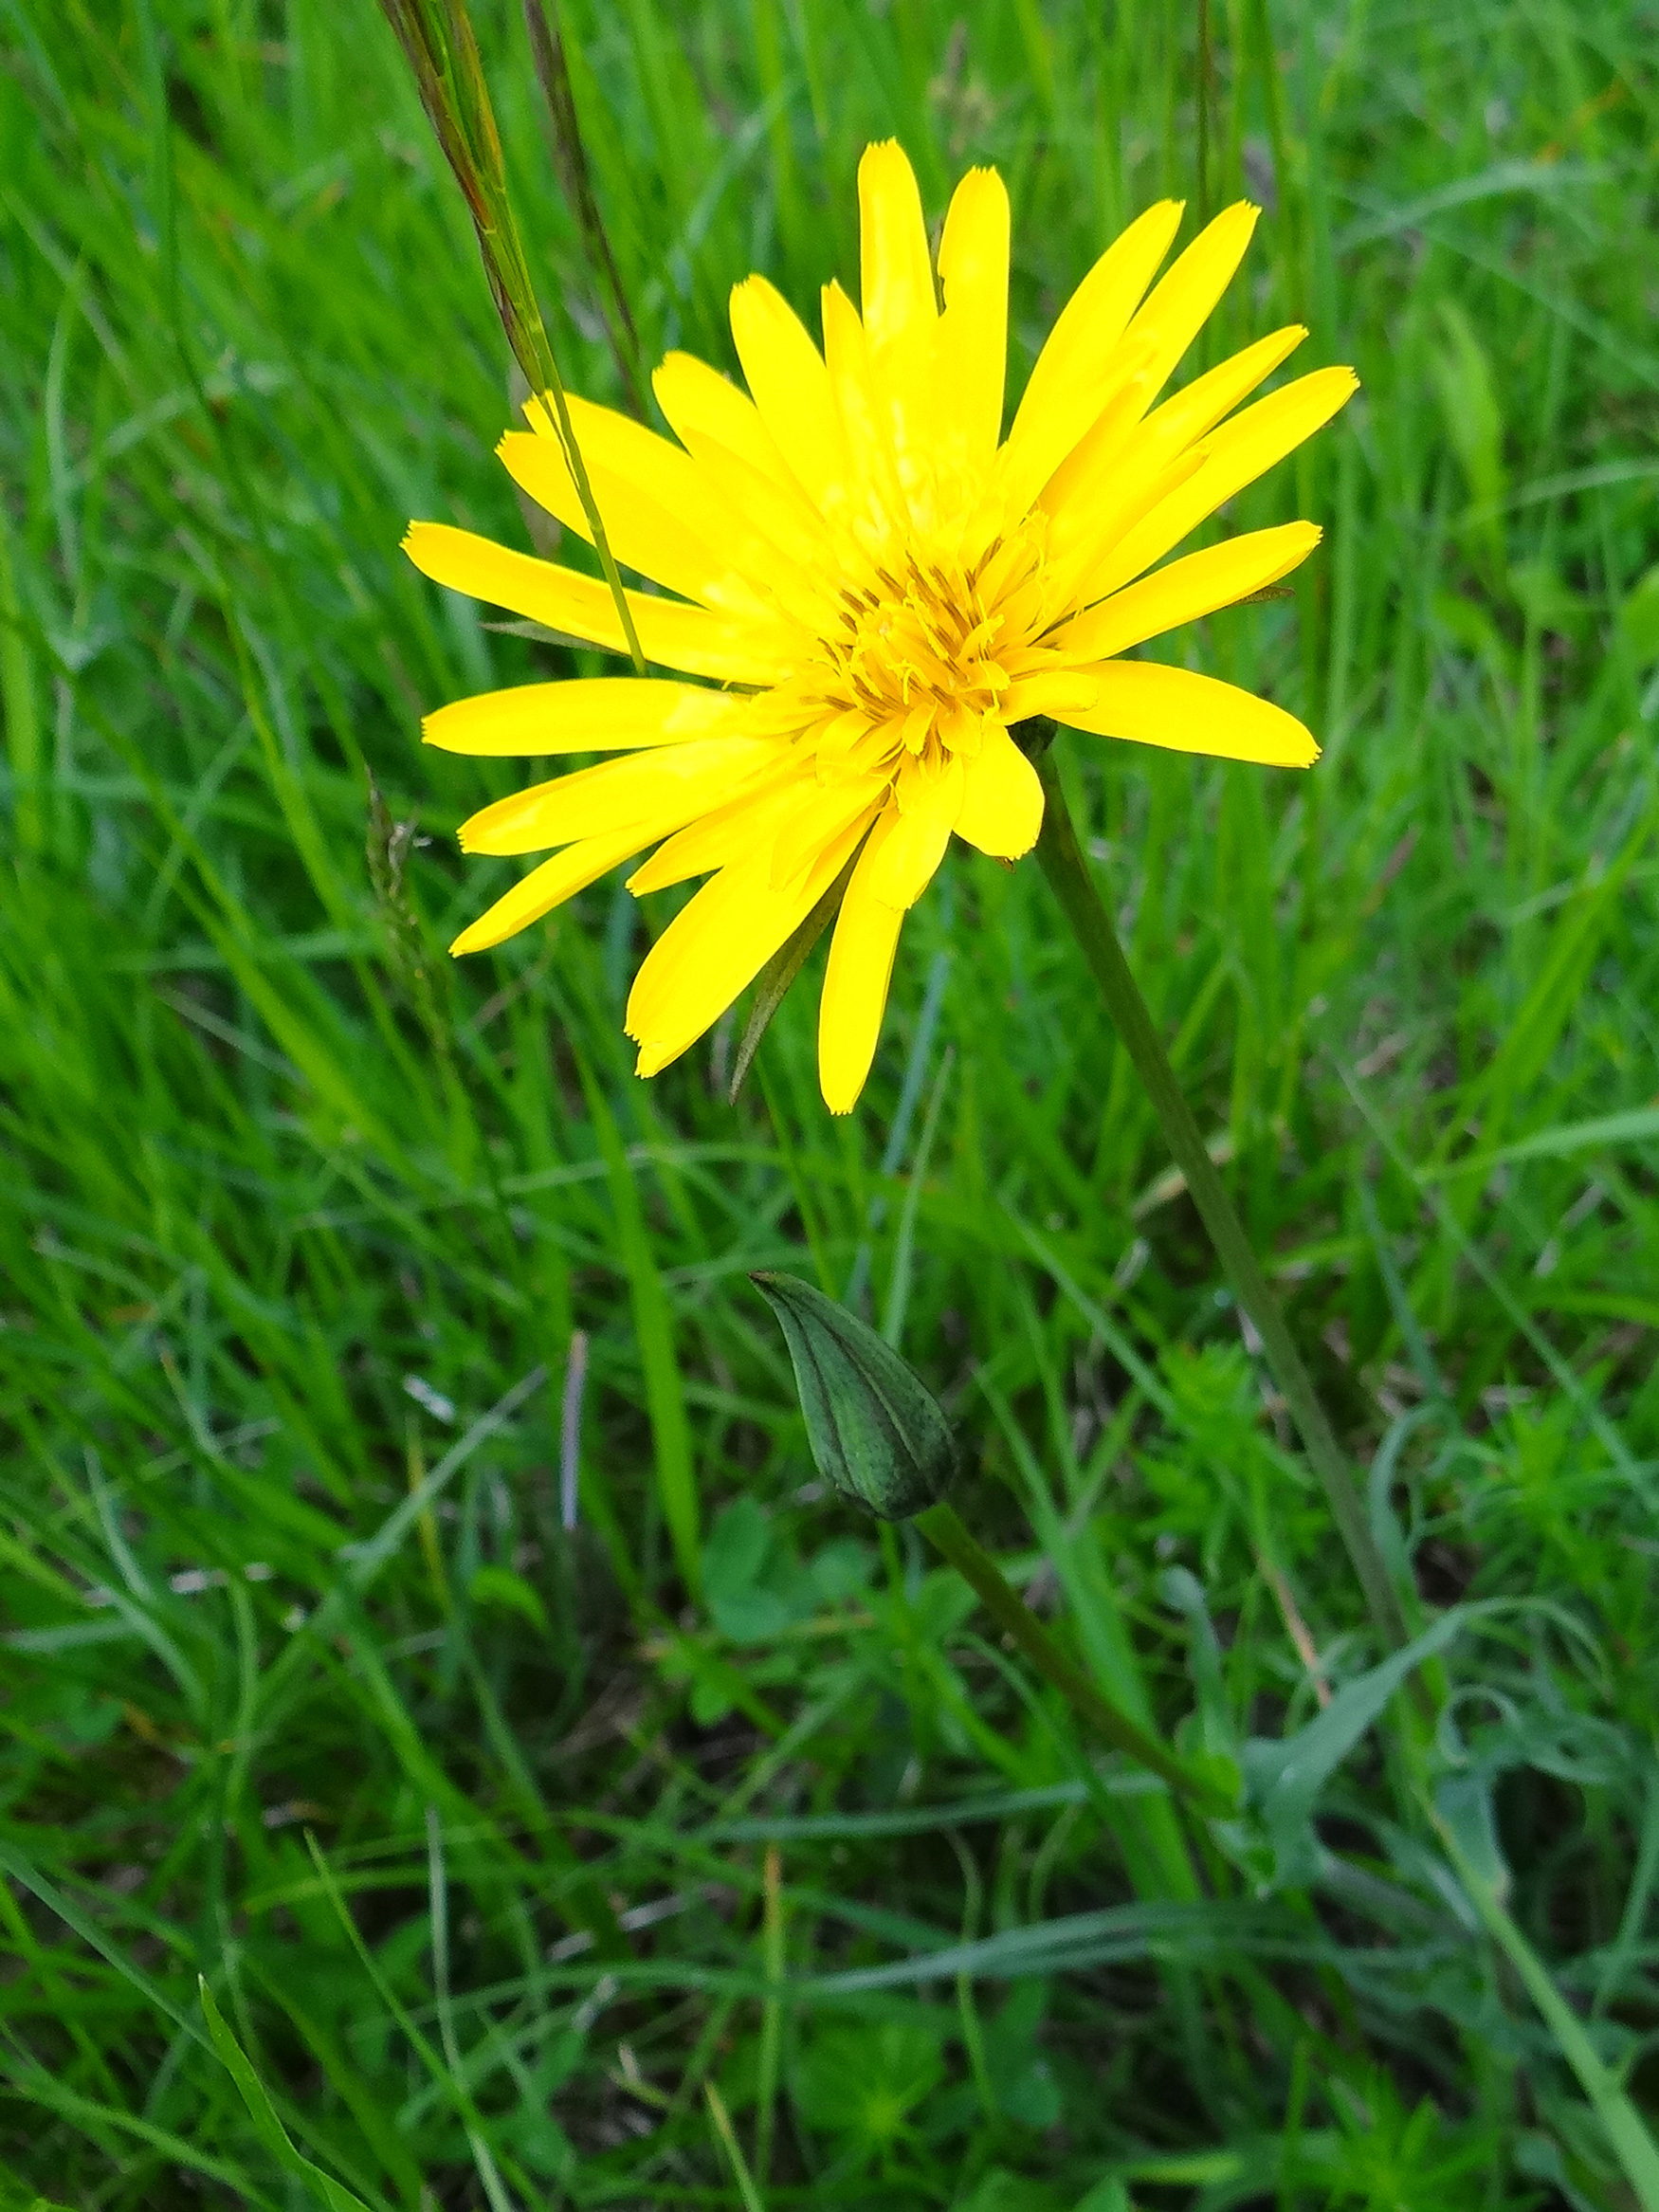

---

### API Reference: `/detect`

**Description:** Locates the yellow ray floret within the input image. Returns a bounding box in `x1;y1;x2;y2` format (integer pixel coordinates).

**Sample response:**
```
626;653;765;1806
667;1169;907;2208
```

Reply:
405;139;1357;1111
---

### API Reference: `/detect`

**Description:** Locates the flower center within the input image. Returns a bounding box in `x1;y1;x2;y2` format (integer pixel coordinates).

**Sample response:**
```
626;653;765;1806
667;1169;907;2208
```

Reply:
827;557;1005;735
781;523;1051;795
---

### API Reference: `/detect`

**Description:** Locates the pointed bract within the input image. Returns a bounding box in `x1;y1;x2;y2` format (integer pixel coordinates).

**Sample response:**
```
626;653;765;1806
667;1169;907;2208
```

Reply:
751;1271;956;1519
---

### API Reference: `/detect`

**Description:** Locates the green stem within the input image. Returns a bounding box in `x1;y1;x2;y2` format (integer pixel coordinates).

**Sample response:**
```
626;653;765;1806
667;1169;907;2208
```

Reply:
1429;1798;1659;2211
1195;0;1212;234
1030;746;1411;1654
521;0;648;420
525;344;648;675
0;493;42;855
377;0;647;675
704;2081;768;2212
913;1501;1232;1814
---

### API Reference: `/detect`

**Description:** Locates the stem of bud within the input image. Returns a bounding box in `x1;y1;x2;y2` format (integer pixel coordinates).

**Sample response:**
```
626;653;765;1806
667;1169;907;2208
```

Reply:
914;1501;1234;1814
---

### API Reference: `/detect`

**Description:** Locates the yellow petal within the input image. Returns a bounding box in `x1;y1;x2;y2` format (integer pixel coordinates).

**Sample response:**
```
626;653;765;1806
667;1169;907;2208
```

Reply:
859;141;936;356
769;771;889;891
1039;232;1291;593
999;667;1104;721
645;370;845;629
1000;198;1183;515
1140;324;1306;453
936;165;1011;470
1120;200;1259;410
449;824;649;957
423;677;746;757
953;722;1044;858
858;142;945;507
652;350;793;484
500;422;753;619
627;811;870;1072
1056;661;1318;766
1035;354;1161;525
1085;365;1358;601
1050;521;1322;663
402;521;795;685
821;279;905;534
507;393;826;631
729;275;853;524
818;808;905;1114
677;429;836;578
523;388;676;474
1041;430;1208;609
458;737;775;855
512;395;708;569
625;765;800;894
867;754;964;907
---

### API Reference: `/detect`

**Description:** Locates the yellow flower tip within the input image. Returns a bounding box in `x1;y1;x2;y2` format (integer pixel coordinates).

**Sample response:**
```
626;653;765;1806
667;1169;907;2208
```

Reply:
418;694;499;753
1190;200;1260;252
858;136;905;175
1257;519;1324;579
401;521;459;592
820;1061;865;1115
634;1040;676;1079
1321;364;1362;421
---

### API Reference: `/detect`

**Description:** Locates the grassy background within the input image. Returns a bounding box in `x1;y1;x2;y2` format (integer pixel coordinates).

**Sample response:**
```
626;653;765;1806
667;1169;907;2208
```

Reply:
4;0;1659;2205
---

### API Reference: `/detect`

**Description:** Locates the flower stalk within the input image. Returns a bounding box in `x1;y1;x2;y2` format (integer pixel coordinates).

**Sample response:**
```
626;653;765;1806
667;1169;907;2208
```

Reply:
520;0;647;420
1028;735;1411;1654
375;0;646;671
914;1500;1234;1814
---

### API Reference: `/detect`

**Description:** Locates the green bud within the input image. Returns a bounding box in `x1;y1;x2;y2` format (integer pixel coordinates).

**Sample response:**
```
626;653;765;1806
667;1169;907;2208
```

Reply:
750;1272;956;1521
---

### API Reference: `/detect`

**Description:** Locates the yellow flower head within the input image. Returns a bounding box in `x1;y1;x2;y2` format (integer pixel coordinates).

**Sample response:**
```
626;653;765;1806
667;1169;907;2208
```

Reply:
406;142;1356;1112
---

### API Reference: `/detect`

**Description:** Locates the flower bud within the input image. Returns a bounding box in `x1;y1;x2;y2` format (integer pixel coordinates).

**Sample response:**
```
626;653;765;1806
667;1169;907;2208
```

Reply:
750;1272;956;1521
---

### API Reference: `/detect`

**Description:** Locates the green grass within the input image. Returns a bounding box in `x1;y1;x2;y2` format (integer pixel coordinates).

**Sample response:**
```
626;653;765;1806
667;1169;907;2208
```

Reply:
4;0;1659;2205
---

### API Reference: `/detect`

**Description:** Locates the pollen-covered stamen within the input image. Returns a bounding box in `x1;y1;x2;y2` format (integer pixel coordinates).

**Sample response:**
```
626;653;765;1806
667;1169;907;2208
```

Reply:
794;529;1054;795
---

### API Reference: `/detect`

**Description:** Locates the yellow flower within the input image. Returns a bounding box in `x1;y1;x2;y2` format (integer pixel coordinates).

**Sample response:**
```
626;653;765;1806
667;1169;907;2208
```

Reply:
406;142;1355;1112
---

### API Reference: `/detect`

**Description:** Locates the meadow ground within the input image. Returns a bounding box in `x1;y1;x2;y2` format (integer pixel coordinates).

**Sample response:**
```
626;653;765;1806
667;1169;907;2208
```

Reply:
4;2;1659;2206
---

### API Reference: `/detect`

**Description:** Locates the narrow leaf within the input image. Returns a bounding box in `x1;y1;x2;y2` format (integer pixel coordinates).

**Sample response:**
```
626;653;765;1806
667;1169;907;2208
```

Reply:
198;1979;377;2212
1241;1609;1468;1877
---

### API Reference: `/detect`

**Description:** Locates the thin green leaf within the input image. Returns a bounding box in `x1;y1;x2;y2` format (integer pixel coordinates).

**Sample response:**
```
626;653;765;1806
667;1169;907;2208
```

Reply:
198;1979;379;2212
